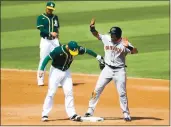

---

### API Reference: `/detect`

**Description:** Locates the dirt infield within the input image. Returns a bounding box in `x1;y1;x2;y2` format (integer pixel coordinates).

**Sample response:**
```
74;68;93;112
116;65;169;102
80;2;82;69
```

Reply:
1;70;170;126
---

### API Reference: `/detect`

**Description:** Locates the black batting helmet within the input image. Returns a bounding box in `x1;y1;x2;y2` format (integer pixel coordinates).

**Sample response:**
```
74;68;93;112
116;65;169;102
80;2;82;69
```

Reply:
109;26;122;38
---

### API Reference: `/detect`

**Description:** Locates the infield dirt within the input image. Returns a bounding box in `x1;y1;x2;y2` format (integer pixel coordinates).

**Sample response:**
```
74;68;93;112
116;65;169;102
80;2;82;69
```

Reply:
1;70;170;126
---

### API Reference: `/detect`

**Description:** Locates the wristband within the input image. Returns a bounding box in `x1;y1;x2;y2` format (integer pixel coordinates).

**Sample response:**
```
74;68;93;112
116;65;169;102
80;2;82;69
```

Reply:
127;46;133;51
90;25;97;32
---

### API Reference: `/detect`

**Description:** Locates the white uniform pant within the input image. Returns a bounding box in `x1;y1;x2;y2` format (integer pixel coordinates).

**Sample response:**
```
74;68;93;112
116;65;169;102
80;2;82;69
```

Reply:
87;66;130;115
42;66;76;118
37;37;60;85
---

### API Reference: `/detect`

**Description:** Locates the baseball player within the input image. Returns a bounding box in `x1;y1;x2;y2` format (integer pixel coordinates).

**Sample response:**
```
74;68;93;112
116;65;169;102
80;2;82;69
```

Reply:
36;1;61;86
84;18;138;121
39;41;104;122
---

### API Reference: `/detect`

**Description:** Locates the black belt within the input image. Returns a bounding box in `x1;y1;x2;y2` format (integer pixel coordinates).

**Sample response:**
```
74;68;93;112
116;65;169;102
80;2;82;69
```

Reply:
106;64;123;69
43;36;55;40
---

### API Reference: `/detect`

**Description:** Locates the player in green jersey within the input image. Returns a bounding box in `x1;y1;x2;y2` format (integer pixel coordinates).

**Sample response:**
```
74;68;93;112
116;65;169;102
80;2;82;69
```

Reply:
39;41;104;122
36;1;60;86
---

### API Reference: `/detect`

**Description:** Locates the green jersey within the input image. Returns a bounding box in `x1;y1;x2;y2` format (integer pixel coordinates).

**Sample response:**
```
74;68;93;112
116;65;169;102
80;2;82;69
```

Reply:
40;45;97;71
37;13;60;38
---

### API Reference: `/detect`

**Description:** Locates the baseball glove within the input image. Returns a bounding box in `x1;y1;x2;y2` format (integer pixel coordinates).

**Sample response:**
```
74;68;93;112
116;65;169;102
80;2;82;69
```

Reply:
98;57;105;70
99;62;105;70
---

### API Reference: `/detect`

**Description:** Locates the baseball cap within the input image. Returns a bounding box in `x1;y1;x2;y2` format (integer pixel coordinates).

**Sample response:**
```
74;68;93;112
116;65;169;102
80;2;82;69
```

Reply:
68;41;79;56
46;1;55;10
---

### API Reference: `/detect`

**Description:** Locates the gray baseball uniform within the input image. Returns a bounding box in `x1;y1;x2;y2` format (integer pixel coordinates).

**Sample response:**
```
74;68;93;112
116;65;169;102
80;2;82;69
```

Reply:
86;34;133;115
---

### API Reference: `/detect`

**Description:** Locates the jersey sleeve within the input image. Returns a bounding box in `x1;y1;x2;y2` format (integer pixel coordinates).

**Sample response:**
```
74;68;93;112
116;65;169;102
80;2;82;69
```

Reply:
53;15;60;33
98;33;109;45
49;47;59;60
98;33;103;40
37;16;44;29
78;46;97;57
40;55;51;71
56;15;60;28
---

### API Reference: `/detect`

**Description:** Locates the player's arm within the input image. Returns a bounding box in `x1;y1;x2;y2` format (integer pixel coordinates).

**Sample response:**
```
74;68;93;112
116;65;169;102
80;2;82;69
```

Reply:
78;46;104;63
127;45;138;54
39;48;58;77
40;56;51;71
54;15;60;34
122;38;138;54
90;18;101;40
39;55;51;78
37;16;50;37
39;47;58;71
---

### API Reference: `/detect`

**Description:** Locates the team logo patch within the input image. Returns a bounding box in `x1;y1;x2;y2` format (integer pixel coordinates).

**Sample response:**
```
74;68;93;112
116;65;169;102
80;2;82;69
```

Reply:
54;20;58;27
73;48;77;51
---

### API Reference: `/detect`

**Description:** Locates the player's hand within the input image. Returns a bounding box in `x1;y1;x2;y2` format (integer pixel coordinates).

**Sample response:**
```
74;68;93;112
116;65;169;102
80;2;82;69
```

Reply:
96;55;105;64
90;18;95;26
122;38;129;47
50;32;57;37
39;70;44;78
131;48;138;54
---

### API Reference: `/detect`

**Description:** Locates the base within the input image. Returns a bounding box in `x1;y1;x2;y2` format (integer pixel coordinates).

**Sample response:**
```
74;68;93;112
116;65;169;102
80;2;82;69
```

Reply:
81;117;104;122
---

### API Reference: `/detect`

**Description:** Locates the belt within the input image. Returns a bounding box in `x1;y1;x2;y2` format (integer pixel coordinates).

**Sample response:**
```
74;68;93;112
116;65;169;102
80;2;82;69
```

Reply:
43;36;55;40
106;64;123;69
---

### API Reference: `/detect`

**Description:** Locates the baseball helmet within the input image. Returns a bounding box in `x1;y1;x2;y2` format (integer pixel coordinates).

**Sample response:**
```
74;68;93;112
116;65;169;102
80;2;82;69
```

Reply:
109;26;122;38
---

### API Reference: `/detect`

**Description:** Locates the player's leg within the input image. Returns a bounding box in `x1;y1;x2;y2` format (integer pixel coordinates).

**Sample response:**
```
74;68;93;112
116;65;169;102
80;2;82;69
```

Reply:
37;38;51;86
113;68;131;121
53;38;60;47
50;38;62;88
60;70;82;121
85;66;112;117
41;66;65;121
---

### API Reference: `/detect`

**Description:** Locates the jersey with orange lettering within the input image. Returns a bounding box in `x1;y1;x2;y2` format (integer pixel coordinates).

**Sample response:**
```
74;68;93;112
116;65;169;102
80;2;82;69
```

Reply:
99;34;133;67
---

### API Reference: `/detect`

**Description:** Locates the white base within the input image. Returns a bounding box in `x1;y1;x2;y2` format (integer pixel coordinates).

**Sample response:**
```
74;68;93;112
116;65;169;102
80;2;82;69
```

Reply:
81;117;104;122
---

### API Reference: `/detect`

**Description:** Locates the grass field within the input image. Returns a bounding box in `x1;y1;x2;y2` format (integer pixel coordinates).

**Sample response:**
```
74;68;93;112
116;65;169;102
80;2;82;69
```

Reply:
1;1;170;79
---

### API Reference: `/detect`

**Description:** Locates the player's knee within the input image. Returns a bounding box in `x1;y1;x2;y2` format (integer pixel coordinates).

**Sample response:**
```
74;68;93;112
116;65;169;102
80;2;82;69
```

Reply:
47;88;56;97
65;91;73;98
119;92;126;98
91;91;98;99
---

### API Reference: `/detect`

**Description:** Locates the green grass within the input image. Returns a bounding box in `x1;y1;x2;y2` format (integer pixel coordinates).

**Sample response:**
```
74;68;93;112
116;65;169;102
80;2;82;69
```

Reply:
1;1;170;79
126;51;169;79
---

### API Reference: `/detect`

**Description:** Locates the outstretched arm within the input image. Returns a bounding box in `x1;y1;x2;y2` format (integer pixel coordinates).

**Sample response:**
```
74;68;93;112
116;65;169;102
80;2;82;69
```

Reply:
122;38;138;54
40;55;51;71
39;56;51;77
78;46;104;64
90;18;101;40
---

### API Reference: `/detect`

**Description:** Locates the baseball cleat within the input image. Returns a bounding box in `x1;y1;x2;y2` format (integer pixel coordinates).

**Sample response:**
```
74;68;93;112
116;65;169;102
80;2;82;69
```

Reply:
58;84;62;88
38;84;44;86
42;116;48;122
123;113;131;122
124;117;131;121
84;112;92;117
38;81;44;86
70;114;82;122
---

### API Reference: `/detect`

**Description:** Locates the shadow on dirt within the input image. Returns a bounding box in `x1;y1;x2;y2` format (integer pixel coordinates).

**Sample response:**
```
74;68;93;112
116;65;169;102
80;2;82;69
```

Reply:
73;82;85;86
38;82;85;87
47;116;163;122
47;118;69;122
104;116;163;121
